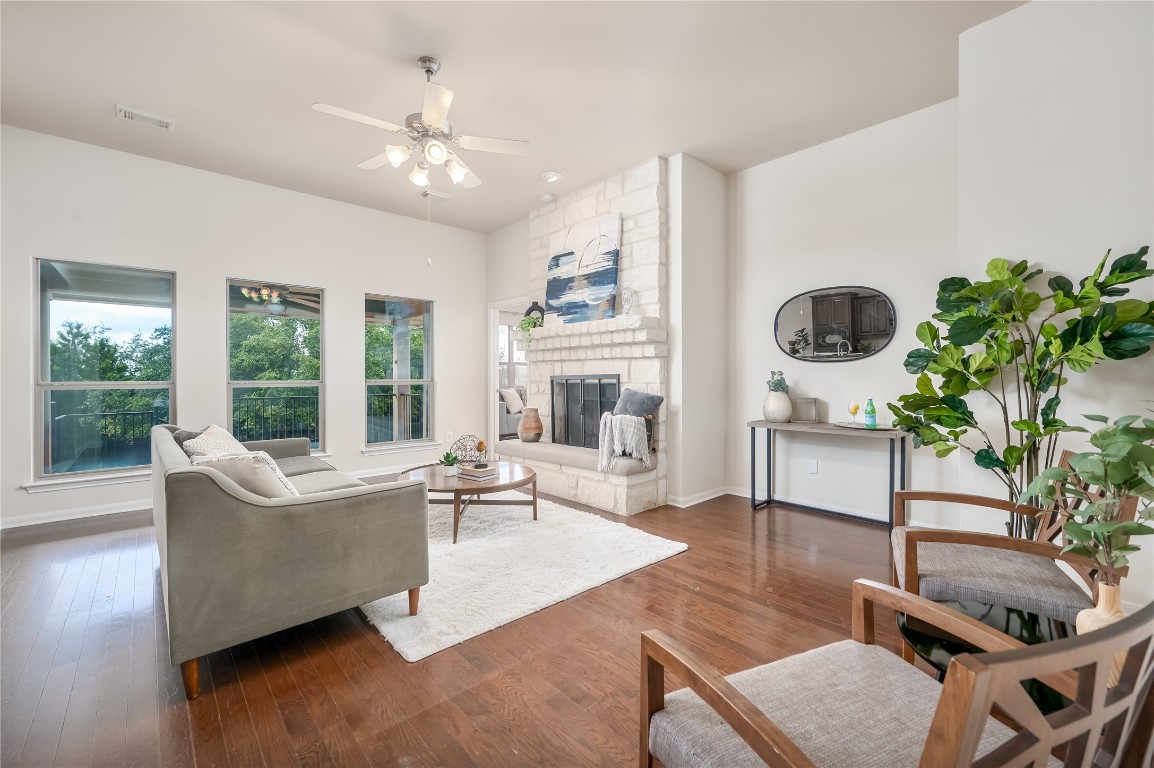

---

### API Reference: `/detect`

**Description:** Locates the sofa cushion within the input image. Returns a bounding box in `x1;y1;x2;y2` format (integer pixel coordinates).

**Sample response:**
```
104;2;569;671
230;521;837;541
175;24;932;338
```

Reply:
274;455;336;477
191;451;299;498
291;470;367;495
182;425;248;458
499;387;525;414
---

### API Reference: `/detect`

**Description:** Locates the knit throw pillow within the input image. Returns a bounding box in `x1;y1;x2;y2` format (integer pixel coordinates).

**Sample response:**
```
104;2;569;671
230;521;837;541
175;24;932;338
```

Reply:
181;424;248;458
191;451;299;498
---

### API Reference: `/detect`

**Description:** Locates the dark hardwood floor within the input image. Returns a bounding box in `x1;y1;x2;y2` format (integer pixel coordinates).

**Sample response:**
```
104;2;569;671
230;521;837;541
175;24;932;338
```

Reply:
2;493;904;767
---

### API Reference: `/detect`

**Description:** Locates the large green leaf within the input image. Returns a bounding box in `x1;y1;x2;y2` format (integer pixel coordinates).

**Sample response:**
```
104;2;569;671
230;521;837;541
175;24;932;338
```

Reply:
1041;395;1061;424
915;321;940;348
938;345;965;370
904;348;936;374
948;316;998;346
974;448;1008;471
986;259;1012;281
1048;275;1075;295
1102;323;1154;360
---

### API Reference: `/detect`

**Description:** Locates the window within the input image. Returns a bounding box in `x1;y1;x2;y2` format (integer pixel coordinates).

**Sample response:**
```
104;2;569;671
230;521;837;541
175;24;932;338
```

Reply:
497;313;527;389
366;295;432;445
228;281;322;448
37;259;174;476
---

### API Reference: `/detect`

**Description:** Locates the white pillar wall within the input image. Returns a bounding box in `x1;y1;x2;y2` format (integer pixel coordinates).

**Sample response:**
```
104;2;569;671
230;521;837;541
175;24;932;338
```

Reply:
514;158;670;515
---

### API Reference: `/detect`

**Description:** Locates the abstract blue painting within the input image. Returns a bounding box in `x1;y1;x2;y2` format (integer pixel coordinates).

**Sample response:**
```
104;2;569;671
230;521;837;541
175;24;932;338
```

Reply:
545;214;621;324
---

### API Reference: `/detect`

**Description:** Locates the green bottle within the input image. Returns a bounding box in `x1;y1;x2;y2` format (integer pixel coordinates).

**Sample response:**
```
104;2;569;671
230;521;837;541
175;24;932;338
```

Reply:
863;398;877;429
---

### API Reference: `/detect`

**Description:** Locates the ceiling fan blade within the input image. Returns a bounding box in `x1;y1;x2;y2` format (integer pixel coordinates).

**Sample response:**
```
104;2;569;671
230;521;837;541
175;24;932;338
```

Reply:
421;83;454;131
455;134;532;157
356;151;392;170
311;103;406;134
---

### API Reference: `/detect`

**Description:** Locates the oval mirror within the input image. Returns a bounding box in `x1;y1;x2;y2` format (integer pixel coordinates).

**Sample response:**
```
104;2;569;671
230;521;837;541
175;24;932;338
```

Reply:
774;286;896;362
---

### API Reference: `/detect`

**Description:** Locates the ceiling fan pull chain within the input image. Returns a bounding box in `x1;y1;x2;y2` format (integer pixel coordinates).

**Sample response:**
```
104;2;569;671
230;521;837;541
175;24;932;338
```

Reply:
427;191;433;267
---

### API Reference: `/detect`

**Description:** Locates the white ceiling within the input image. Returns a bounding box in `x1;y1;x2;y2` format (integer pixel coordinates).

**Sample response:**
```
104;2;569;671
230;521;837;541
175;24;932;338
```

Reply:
1;1;1019;233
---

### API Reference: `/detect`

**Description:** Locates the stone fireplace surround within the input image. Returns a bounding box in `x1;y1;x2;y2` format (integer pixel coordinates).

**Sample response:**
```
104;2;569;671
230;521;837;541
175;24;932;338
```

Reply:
496;157;669;517
496;314;667;516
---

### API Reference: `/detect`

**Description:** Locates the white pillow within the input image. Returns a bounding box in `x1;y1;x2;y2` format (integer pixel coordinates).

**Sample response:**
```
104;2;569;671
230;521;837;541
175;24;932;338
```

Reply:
499;387;525;414
191;451;299;498
182;424;248;458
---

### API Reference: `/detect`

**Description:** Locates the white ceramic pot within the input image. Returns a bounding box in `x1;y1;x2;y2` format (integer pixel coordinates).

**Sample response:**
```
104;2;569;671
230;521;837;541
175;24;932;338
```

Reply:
763;391;793;423
442;465;459;476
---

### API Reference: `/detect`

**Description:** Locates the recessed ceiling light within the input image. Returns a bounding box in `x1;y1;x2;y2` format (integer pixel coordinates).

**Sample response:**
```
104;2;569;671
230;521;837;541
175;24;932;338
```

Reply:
539;192;555;203
541;171;562;183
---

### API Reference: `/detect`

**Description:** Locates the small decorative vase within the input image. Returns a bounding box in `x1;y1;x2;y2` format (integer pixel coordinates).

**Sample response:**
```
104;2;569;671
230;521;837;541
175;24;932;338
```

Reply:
762;392;792;423
442;465;458;477
518;407;543;442
1077;583;1126;685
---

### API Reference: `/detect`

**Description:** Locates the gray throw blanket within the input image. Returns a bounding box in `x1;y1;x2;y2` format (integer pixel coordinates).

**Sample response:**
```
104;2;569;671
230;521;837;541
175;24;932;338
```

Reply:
598;412;651;471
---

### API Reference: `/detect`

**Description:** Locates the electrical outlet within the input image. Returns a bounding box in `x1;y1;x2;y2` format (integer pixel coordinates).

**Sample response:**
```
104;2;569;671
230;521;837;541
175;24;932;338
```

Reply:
445;430;453;444
807;460;818;474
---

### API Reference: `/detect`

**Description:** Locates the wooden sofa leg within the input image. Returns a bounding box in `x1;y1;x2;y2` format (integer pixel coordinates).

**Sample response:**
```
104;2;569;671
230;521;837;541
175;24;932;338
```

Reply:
408;587;421;616
181;658;200;700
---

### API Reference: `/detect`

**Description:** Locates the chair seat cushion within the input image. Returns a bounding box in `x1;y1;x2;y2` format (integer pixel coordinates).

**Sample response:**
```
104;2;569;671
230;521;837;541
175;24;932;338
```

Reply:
649;640;1054;768
274;455;336;477
892;527;1093;626
290;471;365;495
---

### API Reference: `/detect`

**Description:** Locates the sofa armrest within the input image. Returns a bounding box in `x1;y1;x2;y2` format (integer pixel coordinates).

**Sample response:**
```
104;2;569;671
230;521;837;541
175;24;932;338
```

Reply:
240;437;311;459
159;470;429;664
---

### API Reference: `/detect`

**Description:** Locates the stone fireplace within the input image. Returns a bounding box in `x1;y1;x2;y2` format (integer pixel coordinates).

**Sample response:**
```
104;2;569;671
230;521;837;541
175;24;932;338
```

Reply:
495;157;668;516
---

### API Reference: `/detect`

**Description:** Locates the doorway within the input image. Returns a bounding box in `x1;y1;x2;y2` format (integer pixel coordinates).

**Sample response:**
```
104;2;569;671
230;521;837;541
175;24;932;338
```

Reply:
487;297;529;446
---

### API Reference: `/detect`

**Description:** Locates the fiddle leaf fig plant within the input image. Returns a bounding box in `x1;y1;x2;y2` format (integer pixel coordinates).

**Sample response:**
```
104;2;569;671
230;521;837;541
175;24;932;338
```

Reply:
1022;415;1154;587
889;247;1154;537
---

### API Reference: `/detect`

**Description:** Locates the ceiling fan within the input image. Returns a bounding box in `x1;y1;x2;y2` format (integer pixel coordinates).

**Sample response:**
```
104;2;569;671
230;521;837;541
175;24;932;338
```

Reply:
312;56;532;190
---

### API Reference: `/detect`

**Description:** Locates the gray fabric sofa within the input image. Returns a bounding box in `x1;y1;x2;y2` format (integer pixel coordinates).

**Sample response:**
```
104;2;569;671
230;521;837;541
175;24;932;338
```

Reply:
151;425;429;698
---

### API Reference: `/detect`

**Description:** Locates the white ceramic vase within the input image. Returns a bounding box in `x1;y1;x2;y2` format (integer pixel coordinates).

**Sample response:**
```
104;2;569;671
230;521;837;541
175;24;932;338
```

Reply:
763;391;792;423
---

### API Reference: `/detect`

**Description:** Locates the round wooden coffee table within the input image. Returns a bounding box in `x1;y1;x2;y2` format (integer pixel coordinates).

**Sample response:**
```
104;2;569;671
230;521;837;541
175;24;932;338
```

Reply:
399;462;537;543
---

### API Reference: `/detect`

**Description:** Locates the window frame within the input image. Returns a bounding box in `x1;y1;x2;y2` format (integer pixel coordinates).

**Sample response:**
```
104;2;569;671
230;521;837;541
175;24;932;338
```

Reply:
364;293;434;448
226;278;325;451
34;257;176;480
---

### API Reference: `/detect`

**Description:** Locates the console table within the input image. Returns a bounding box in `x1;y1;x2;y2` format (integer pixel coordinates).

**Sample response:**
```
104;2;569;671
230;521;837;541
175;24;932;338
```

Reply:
747;420;907;527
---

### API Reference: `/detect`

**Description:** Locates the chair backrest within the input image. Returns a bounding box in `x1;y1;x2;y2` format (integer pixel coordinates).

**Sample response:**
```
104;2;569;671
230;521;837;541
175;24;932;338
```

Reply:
922;601;1154;767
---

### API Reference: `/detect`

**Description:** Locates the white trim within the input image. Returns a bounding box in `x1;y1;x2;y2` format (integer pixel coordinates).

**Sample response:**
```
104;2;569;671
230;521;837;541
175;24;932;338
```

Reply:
1;499;150;530
22;468;151;493
361;440;442;457
667;487;729;508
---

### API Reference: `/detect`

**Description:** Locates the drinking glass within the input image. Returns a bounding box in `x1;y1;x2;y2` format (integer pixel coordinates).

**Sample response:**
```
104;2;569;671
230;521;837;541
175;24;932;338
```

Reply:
847;398;861;424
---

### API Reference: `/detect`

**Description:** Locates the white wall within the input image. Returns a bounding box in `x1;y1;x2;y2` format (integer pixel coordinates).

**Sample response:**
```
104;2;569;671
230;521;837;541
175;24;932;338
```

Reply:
668;154;728;506
1;126;489;527
958;0;1154;605
486;216;529;304
726;100;961;522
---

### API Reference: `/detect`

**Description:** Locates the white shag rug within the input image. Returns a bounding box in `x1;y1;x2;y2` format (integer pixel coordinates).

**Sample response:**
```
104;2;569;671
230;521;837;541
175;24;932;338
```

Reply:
360;491;687;662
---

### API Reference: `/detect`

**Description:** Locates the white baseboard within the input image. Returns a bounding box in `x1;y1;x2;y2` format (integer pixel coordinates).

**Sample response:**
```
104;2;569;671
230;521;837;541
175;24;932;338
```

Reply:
666;487;729;508
1;499;150;530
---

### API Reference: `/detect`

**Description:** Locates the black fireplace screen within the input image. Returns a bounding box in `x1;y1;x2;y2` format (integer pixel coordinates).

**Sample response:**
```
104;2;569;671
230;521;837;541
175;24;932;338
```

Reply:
550;375;620;449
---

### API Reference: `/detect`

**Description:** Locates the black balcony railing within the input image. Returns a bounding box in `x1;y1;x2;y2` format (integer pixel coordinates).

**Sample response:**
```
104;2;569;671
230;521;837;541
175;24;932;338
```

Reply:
367;390;427;444
48;408;166;474
232;394;320;447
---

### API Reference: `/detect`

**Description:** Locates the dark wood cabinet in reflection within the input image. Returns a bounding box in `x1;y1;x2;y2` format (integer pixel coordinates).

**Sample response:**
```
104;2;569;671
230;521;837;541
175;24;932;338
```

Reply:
854;294;894;338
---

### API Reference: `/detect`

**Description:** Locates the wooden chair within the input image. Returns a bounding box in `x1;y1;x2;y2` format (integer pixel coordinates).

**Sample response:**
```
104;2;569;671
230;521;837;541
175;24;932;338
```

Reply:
640;579;1154;768
891;452;1137;662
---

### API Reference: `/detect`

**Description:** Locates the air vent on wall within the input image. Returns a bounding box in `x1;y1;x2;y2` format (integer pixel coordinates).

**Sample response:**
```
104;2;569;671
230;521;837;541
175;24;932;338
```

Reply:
115;104;175;131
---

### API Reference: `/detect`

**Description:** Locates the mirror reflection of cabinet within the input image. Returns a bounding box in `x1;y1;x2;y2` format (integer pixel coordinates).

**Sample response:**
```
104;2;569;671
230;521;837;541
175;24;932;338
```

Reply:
853;294;894;338
774;286;896;362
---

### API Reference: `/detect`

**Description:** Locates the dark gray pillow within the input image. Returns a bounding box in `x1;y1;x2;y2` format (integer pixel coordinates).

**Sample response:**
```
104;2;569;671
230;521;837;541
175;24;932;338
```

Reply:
613;389;664;418
172;428;206;449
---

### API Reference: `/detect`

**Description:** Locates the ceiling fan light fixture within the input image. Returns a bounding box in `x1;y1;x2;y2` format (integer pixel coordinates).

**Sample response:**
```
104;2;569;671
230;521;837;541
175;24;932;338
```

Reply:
445;158;469;184
423;139;448;166
385;144;411;168
266;301;286;315
409;161;430;187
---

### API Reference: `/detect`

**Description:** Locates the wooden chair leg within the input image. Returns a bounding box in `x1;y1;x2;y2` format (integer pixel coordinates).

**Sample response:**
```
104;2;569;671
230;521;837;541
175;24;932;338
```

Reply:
181;658;200;700
408;587;421;616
